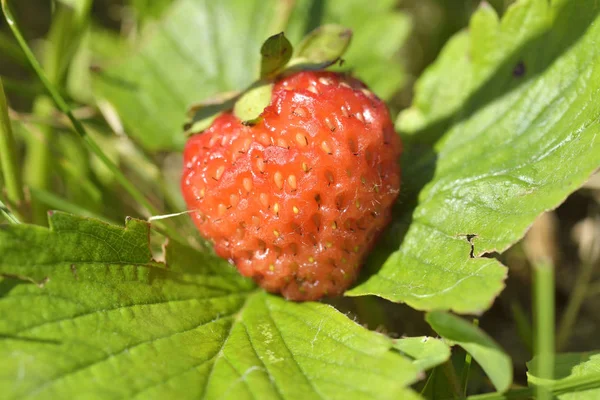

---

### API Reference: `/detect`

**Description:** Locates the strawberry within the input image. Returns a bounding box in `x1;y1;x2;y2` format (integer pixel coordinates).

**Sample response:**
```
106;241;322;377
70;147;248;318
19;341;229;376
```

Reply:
181;70;401;301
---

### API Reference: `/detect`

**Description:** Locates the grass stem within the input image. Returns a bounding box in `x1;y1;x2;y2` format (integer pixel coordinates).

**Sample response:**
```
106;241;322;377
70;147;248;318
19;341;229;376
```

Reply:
460;319;478;397
0;78;24;208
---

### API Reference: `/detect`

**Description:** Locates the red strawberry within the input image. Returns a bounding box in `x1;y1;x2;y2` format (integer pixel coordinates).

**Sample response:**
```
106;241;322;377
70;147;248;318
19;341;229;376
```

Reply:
181;70;401;301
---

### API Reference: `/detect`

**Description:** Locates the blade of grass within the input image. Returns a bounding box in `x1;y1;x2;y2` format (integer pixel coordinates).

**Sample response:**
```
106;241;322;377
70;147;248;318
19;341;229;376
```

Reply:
510;300;533;355
22;1;92;224
0;78;24;208
0;197;20;224
442;360;463;399
460;318;478;397
1;0;187;244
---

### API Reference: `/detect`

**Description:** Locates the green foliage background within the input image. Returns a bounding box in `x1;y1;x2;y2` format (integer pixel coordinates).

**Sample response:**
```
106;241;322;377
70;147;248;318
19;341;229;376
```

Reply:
1;0;599;398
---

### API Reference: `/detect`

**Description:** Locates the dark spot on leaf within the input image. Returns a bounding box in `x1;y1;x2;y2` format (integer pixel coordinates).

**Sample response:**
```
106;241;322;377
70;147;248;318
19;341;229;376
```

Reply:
513;61;526;77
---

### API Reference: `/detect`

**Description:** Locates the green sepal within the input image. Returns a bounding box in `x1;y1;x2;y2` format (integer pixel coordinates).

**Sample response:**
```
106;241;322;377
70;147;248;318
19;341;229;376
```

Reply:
184;91;239;135
233;81;273;124
290;24;353;70
260;32;293;79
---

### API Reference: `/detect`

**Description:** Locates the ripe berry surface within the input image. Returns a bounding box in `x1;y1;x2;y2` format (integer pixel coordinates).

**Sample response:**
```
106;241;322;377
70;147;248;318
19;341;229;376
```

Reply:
182;71;401;301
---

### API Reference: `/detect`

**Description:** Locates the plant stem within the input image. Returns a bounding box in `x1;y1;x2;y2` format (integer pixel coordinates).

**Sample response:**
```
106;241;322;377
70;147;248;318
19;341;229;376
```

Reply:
532;259;555;400
1;1;186;244
510;300;533;355
442;360;463;399
468;372;600;400
0;78;24;207
557;259;598;350
460;319;478;397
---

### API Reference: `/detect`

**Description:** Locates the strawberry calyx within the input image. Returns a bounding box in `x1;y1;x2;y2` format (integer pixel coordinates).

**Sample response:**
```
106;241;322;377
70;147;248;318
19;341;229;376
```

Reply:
184;25;353;133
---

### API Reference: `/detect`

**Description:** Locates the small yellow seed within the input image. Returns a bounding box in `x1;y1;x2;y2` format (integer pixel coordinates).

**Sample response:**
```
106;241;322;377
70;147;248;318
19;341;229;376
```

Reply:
214;166;225;180
293;206;299;214
307;85;319;94
341;105;350;117
288;175;297;190
355;112;365;123
318;77;332;85
269;264;275;271
295;133;308;147
241;138;252;152
355;200;361;208
293;107;307;117
321;141;332;154
260;193;269;207
302;162;309;172
277;138;288;148
273;230;280;237
259;133;270;146
274;172;284;189
243;177;253;192
324;117;335;132
308;256;315;263
325;171;334;184
326;242;332;248
331;221;337;230
256;157;265;172
273;202;280;215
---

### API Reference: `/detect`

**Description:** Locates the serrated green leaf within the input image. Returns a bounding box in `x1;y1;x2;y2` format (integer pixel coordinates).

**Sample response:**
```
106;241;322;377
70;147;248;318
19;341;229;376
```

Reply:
286;0;411;99
394;336;451;372
0;213;422;399
260;32;293;79
426;311;512;393
527;352;600;399
92;0;280;152
348;0;600;313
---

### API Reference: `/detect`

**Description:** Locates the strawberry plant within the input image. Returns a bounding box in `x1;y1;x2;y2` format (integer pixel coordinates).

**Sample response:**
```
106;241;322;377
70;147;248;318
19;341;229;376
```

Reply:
1;0;600;399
